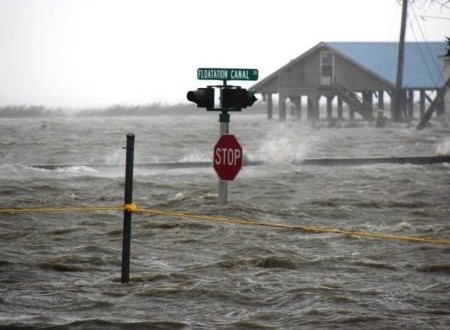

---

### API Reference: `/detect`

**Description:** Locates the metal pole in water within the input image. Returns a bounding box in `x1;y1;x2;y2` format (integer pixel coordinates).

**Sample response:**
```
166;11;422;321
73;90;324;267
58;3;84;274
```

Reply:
218;111;230;205
218;82;230;205
121;133;135;283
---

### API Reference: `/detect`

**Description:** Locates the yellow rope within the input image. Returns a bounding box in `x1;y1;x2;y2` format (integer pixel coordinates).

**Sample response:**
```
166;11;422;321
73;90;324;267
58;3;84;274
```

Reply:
0;206;122;214
1;205;449;245
137;208;450;245
123;203;138;213
0;204;138;214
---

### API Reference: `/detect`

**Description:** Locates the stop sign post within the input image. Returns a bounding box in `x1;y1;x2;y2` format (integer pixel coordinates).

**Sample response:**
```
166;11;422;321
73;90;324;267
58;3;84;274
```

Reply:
187;67;259;205
213;134;243;181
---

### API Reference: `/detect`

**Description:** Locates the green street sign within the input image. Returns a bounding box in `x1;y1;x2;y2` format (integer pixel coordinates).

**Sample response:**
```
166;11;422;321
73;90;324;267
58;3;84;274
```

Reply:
197;68;258;81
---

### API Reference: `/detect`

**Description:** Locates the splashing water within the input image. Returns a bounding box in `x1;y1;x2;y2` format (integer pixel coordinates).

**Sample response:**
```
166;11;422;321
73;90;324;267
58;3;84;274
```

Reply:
436;138;450;155
179;152;210;163
253;124;319;163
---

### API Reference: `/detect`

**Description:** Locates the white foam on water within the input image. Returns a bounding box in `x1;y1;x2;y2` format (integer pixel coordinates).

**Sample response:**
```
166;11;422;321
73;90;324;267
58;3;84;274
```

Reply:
103;150;125;165
178;152;210;163
55;165;99;173
251;124;320;164
436;138;450;156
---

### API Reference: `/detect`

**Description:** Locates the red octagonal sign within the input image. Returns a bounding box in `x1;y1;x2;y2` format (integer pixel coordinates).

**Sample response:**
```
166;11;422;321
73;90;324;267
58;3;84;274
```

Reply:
213;134;243;181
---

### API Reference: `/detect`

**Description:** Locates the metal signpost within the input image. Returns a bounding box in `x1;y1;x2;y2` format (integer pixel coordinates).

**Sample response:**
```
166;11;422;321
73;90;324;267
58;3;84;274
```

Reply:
187;67;258;205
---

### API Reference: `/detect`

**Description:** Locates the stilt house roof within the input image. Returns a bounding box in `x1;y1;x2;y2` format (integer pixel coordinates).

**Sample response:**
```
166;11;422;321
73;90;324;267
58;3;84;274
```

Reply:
251;41;446;93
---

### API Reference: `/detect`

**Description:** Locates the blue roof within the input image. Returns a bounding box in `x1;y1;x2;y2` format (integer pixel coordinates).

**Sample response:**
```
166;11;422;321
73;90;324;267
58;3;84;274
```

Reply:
327;42;446;89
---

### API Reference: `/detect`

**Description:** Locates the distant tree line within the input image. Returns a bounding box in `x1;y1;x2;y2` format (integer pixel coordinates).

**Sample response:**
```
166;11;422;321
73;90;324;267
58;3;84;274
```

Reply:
0;101;266;117
0;105;64;118
0;103;209;117
78;103;198;116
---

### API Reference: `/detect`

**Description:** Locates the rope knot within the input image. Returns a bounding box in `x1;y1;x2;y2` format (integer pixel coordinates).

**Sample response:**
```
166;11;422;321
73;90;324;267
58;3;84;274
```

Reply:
123;203;138;213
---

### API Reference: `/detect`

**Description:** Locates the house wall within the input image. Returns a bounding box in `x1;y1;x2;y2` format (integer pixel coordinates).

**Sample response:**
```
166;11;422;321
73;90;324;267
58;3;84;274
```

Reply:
279;55;319;91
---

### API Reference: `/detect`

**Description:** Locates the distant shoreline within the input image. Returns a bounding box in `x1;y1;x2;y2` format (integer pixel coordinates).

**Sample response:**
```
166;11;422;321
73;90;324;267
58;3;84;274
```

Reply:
0;103;268;118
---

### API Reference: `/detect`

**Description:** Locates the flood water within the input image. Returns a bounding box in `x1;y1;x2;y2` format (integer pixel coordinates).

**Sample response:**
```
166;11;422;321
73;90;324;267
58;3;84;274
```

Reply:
1;114;449;329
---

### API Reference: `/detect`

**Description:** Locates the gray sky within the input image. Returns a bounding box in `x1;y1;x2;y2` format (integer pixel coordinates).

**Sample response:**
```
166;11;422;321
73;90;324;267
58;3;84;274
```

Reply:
0;0;448;108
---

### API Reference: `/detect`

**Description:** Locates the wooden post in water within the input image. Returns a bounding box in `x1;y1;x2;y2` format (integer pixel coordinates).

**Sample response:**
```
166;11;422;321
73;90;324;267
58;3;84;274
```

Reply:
267;93;273;120
279;92;287;121
419;90;426;119
378;90;384;110
326;95;333;120
337;96;343;120
121;133;135;283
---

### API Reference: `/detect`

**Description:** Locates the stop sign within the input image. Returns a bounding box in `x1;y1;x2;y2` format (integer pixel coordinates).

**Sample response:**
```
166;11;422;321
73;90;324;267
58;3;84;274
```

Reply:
213;134;243;181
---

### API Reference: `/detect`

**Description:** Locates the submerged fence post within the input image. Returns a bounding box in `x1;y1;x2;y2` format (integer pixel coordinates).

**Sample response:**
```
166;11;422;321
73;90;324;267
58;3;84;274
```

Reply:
121;133;135;283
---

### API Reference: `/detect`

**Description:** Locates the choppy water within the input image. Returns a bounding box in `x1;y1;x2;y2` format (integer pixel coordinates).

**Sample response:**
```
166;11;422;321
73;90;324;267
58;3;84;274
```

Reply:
1;114;450;329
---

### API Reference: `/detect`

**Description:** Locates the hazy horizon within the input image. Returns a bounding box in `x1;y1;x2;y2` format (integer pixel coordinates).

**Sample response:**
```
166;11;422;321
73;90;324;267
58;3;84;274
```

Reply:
1;0;449;108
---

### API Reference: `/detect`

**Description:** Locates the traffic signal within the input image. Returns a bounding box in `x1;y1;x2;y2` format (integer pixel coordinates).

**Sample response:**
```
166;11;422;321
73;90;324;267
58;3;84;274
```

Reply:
221;87;257;110
186;87;214;109
247;90;258;107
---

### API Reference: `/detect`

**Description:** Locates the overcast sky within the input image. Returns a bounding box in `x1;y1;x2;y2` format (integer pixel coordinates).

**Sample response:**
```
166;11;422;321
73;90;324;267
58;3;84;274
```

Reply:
0;0;448;108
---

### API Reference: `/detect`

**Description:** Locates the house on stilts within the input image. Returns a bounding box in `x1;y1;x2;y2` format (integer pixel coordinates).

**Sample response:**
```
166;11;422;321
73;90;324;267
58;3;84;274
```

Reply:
250;41;447;122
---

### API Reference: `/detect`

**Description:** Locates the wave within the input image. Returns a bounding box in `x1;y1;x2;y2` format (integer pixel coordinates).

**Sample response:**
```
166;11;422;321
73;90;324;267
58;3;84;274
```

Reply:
55;165;99;173
0;164;98;173
436;138;450;156
417;264;450;274
217;255;299;270
0;319;188;330
4;153;448;178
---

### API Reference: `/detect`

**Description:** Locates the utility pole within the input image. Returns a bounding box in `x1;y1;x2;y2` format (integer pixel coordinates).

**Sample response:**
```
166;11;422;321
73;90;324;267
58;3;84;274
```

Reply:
393;0;408;122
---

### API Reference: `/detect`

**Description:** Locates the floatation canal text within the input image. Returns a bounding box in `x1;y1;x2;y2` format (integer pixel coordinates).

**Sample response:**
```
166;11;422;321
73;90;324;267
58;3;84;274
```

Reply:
197;68;259;81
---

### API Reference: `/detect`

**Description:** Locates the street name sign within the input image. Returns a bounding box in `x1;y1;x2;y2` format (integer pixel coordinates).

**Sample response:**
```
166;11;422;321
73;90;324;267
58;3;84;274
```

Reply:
197;68;258;81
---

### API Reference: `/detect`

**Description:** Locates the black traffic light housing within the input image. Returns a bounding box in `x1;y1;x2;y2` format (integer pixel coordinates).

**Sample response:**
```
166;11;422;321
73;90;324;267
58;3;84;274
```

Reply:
221;87;257;111
187;85;257;111
186;87;214;109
